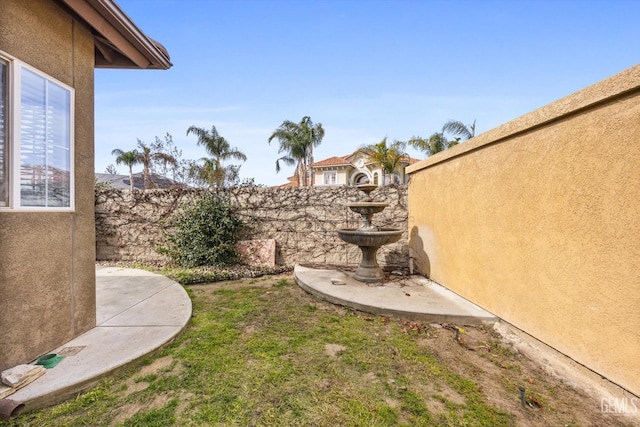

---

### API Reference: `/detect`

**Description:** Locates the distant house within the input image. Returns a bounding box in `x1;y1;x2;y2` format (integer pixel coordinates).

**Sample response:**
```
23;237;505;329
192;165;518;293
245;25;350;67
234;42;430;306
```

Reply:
308;150;418;187
278;176;299;188
0;0;171;370
96;173;186;190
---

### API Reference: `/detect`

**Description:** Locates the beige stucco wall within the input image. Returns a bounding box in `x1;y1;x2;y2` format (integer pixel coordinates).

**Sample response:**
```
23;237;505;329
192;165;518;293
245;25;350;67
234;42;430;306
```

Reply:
407;65;640;396
337;169;349;185
0;0;96;369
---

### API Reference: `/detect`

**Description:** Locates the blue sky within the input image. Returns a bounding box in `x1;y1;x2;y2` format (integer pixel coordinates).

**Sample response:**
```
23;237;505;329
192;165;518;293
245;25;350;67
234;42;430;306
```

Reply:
95;0;639;186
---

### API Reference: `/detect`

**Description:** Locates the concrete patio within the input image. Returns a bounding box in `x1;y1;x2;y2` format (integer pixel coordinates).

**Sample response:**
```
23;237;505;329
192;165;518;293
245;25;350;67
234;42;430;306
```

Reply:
294;264;497;325
5;266;192;412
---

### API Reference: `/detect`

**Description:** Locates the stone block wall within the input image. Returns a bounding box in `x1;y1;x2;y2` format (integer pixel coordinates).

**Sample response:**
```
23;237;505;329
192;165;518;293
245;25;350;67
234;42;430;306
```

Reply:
95;185;409;269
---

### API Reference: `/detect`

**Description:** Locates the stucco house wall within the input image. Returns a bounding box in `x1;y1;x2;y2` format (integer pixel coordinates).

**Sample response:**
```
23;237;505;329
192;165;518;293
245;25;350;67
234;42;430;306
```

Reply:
406;65;640;396
0;0;170;371
0;0;97;369
337;170;349;185
312;150;416;188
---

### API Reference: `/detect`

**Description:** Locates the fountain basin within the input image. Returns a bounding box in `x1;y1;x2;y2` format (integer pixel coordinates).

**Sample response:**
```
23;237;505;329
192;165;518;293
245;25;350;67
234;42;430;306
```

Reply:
347;202;388;216
338;228;403;282
337;228;403;247
347;203;388;230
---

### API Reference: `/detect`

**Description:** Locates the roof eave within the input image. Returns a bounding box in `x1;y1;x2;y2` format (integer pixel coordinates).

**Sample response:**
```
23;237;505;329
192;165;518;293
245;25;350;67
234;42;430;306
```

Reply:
58;0;172;70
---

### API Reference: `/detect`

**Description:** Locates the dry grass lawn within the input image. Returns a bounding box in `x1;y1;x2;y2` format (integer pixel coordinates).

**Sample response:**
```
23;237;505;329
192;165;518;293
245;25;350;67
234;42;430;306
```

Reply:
4;274;637;426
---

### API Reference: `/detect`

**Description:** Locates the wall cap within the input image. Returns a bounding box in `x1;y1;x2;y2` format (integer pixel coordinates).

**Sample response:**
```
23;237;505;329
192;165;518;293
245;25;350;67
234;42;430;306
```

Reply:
407;64;640;175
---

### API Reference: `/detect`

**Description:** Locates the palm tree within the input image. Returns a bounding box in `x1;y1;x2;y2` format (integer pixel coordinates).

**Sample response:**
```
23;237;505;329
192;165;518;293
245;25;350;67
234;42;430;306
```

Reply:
442;119;476;146
362;138;407;185
407;132;449;157
187;158;237;188
186;125;247;188
268;116;324;187
408;119;476;157
186;158;215;188
111;149;140;191
135;140;178;189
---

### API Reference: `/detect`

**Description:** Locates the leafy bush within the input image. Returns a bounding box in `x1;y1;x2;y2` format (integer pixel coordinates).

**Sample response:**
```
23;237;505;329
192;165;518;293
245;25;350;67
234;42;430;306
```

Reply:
159;193;243;267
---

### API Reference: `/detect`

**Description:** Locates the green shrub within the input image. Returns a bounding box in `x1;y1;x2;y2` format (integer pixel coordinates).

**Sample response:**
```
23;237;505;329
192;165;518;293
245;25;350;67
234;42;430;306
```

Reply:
160;193;243;267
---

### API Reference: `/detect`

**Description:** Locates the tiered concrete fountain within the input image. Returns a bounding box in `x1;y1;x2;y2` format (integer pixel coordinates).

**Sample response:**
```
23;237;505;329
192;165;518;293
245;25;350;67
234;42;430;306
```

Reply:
337;184;403;282
294;185;496;325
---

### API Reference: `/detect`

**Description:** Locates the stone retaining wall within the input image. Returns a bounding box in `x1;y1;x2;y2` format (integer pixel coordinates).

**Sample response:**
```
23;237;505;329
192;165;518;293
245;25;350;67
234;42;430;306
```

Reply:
95;185;409;268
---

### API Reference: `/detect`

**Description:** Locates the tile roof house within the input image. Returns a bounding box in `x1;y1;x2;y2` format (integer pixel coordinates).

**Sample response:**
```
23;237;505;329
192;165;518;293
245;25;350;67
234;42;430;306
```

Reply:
296;150;419;187
0;0;171;371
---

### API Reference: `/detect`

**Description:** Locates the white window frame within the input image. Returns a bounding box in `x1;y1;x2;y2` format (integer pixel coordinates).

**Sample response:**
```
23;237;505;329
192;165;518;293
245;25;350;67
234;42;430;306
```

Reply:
0;57;8;207
0;50;75;211
323;171;337;186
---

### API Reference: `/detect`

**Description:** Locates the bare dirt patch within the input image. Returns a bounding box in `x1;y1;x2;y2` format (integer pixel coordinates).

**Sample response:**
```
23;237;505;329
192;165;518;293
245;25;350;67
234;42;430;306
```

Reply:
412;321;637;426
110;393;175;426
120;379;148;398
110;403;140;426
324;343;346;357
119;356;178;399
138;356;174;376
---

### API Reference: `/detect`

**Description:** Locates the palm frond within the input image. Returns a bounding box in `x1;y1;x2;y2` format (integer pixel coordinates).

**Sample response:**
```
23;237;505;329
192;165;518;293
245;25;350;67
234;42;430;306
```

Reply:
442;120;474;140
224;150;247;162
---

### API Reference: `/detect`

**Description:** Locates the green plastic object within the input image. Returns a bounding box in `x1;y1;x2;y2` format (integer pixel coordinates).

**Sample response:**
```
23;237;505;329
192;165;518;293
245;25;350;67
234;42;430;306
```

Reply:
36;353;65;369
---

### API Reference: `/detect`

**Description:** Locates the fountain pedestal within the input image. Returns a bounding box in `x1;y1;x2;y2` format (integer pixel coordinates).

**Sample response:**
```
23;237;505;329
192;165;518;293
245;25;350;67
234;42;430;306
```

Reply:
337;185;403;283
337;228;402;282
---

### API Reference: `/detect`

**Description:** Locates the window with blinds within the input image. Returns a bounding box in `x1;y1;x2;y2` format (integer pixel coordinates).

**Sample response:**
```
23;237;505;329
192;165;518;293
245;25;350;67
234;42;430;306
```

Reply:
0;51;74;210
20;67;71;207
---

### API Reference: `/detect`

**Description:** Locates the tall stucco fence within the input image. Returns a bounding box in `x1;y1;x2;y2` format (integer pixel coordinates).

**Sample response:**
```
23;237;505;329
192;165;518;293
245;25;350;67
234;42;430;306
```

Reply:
406;65;640;396
95;185;409;269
